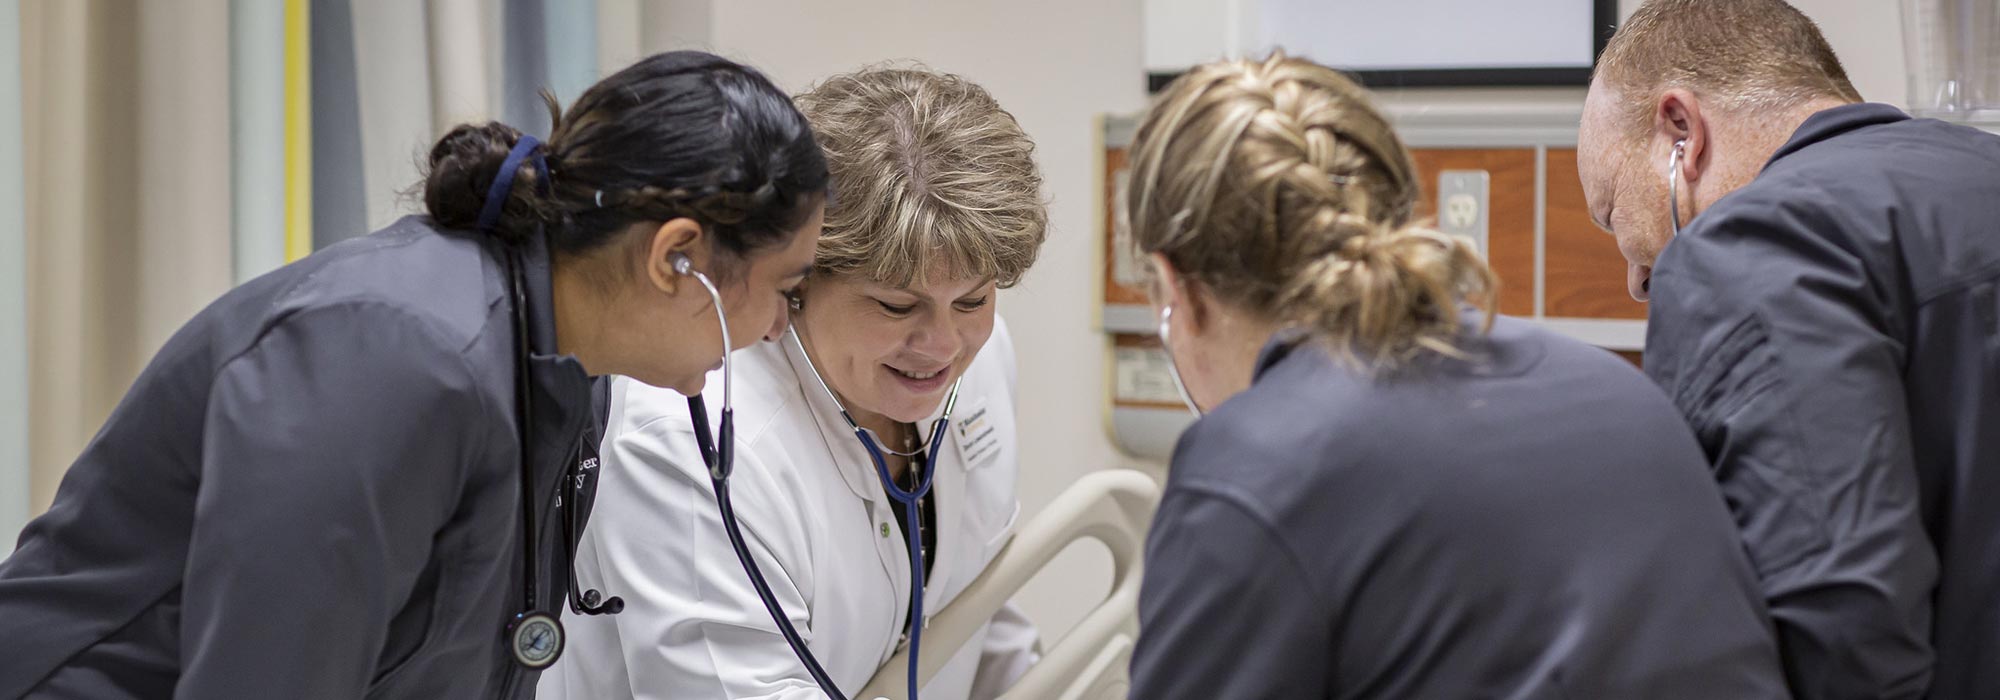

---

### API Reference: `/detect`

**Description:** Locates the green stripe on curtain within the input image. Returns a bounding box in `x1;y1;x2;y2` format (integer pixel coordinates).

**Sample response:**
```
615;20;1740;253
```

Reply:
502;0;551;136
543;0;599;106
0;0;30;543
311;0;368;248
502;0;602;138
230;0;286;283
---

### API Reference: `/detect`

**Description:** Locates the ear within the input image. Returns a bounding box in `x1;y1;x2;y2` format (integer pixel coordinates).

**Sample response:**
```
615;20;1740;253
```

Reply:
1148;252;1211;334
644;218;706;295
1655;88;1709;182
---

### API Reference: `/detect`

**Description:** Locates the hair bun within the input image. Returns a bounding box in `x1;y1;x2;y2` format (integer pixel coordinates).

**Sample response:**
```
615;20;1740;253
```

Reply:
423;121;528;237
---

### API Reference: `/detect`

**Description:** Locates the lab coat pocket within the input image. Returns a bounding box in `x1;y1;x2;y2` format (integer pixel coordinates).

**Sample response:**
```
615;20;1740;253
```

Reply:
981;501;1022;560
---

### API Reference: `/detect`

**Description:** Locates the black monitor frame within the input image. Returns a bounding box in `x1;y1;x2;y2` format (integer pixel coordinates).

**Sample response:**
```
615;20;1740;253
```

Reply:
1146;0;1619;92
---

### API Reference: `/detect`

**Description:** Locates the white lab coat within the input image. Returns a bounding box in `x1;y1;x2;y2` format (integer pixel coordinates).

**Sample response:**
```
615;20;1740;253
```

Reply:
539;319;1039;700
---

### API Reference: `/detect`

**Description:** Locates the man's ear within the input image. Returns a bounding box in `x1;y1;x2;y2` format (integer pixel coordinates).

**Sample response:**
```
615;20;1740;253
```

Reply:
1655;88;1709;182
644;218;706;294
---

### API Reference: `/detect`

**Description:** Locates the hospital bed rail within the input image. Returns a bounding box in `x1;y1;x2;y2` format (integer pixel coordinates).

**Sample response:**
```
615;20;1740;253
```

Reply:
857;468;1161;700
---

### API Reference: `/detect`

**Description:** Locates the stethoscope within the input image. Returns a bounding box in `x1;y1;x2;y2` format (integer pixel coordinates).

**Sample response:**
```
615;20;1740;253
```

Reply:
1669;139;1687;237
684;283;961;700
1156;305;1203;417
481;135;624;676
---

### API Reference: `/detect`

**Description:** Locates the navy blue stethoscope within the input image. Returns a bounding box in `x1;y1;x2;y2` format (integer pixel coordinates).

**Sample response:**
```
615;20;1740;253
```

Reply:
684;279;961;700
482;136;624;679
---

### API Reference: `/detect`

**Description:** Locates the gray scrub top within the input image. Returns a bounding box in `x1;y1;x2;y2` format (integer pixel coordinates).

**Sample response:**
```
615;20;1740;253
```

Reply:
1645;103;2000;700
1130;313;1788;699
0;216;602;699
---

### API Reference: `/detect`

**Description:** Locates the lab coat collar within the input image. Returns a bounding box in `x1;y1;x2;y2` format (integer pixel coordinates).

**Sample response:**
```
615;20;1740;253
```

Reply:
777;328;972;614
782;329;890;506
779;328;964;500
1767;103;1910;170
924;417;969;614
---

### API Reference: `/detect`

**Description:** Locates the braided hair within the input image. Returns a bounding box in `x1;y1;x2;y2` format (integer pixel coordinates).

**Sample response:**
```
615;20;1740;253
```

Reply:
1126;52;1496;369
422;51;828;262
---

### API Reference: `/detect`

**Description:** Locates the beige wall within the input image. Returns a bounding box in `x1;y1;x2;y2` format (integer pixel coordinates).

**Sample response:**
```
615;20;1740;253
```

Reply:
1610;0;1906;105
1699;0;1907;106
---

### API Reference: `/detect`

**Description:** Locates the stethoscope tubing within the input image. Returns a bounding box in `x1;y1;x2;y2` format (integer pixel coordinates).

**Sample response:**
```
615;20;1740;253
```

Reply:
695;398;848;698
854;422;950;700
692;321;961;700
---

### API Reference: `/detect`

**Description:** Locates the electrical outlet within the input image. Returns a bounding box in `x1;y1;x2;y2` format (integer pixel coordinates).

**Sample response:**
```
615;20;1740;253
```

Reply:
1436;170;1489;255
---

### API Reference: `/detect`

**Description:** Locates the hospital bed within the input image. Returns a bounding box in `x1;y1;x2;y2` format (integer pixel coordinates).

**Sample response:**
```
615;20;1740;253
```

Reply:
856;468;1162;700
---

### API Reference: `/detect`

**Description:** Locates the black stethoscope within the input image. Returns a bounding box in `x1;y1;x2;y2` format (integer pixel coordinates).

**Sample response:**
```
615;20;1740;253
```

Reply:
688;288;961;700
480;135;623;674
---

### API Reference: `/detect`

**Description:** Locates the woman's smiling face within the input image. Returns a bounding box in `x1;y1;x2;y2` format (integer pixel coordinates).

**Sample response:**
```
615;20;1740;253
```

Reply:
793;266;997;424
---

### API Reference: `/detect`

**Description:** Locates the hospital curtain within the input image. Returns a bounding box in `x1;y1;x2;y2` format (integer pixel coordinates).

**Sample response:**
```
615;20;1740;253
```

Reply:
0;0;28;539
19;0;233;514
14;0;691;518
314;0;610;247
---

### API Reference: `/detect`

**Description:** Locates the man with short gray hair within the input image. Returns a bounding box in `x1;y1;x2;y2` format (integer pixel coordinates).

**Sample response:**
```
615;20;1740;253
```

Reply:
1576;1;2000;698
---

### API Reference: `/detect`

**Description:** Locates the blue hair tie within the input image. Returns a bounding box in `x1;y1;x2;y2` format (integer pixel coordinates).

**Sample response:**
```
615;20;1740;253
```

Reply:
477;134;549;234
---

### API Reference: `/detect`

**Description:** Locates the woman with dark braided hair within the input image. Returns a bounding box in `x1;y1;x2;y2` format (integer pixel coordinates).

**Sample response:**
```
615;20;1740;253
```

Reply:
0;50;826;699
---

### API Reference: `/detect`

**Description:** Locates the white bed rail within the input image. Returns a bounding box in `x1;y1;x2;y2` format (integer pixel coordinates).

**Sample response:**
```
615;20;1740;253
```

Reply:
857;468;1162;700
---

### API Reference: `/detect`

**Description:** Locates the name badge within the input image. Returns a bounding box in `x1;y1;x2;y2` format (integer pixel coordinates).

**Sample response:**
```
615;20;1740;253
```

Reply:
952;398;1002;471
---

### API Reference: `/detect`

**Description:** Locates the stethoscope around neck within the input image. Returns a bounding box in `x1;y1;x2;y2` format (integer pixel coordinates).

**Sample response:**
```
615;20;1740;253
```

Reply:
480;136;625;677
688;287;962;700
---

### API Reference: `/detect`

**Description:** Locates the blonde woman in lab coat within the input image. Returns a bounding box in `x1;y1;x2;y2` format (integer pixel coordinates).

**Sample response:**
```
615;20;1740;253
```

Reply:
540;67;1049;700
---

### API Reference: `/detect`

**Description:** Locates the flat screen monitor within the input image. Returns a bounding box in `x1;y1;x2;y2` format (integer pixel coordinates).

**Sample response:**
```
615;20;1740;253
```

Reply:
1148;0;1618;90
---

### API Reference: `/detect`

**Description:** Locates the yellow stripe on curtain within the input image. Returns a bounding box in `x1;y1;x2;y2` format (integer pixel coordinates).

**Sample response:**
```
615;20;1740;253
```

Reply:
283;0;311;262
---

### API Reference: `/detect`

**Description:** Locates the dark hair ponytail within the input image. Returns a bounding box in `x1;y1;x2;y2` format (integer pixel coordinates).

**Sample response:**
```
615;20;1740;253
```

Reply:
421;50;828;257
423;120;541;241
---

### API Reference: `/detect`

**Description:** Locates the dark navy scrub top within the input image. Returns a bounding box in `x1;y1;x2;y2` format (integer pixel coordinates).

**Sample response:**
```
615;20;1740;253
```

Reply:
1130;313;1789;699
1645;104;2000;700
0;216;603;699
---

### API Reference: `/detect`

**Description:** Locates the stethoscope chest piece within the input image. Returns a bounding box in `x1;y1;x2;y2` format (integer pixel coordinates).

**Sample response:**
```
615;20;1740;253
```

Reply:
507;611;565;669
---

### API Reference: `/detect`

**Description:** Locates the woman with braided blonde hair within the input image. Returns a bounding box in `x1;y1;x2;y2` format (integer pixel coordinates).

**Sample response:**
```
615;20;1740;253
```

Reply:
1125;53;1790;699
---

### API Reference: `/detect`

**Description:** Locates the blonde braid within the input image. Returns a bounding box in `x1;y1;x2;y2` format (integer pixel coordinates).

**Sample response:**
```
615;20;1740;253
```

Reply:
1128;52;1497;370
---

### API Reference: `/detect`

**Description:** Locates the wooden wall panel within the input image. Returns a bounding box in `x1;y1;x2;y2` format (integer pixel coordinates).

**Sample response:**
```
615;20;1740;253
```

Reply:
1544;148;1648;319
1409;149;1536;317
1101;145;1150;307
